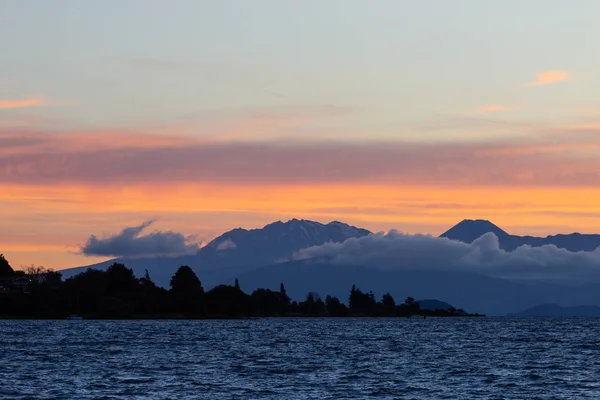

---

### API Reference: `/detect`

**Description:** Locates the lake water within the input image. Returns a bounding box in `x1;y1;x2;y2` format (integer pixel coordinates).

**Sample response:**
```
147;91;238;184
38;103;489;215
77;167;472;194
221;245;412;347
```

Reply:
1;318;599;399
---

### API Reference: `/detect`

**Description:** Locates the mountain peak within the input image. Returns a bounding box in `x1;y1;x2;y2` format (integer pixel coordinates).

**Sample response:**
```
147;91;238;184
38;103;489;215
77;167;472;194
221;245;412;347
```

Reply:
440;219;509;243
262;219;324;229
202;218;371;264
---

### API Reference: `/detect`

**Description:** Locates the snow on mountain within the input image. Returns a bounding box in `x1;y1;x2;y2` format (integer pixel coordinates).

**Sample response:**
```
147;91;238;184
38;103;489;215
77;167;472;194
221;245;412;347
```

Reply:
61;219;371;287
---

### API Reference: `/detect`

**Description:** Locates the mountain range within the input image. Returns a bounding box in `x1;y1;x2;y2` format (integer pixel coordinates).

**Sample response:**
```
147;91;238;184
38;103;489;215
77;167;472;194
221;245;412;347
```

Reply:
62;219;371;290
60;218;600;316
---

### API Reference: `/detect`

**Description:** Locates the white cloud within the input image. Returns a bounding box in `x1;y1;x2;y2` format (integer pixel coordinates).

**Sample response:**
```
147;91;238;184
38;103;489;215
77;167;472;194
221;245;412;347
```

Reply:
293;231;600;282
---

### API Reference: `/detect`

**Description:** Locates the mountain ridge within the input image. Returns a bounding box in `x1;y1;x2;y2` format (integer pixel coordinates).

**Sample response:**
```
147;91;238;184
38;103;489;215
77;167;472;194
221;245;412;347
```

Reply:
61;219;371;286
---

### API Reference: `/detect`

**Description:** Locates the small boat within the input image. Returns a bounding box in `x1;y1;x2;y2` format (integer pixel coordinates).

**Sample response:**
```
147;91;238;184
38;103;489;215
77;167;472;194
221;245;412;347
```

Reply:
67;315;83;320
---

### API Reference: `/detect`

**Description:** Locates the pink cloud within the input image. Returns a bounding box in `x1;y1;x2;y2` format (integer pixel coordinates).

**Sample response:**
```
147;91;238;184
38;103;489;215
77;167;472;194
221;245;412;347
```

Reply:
0;96;45;109
0;124;599;188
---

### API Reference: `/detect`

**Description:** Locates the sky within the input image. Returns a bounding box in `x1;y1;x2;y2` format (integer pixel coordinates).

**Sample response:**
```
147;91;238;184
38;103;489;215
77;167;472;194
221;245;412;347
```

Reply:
2;0;600;271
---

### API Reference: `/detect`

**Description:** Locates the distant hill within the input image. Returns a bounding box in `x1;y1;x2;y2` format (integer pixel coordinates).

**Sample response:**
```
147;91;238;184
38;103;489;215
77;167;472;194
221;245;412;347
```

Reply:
226;260;600;316
61;219;371;287
417;299;454;311
440;219;600;251
508;303;600;317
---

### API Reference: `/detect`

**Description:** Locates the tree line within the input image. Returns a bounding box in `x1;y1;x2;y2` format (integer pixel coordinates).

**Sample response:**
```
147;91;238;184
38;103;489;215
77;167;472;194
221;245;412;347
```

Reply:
0;255;478;318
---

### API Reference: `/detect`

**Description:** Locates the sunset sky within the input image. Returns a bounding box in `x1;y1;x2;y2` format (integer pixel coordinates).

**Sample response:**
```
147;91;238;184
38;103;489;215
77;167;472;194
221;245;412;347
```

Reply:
2;0;600;271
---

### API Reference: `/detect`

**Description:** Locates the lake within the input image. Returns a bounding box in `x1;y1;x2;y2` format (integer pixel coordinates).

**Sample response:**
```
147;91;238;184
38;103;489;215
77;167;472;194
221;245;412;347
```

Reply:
1;318;599;399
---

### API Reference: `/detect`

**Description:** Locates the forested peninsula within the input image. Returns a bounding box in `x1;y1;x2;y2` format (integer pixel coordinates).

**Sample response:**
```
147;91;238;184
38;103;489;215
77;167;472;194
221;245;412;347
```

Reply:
0;255;483;319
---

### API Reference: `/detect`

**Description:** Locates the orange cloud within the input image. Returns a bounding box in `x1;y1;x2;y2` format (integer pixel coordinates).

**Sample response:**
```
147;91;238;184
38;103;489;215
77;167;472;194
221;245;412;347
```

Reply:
525;70;570;87
558;122;600;131
0;96;45;109
2;119;600;270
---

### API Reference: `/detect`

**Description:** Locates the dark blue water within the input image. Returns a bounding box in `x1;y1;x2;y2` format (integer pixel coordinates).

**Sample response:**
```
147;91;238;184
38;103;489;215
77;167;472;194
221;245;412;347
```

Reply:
1;318;599;399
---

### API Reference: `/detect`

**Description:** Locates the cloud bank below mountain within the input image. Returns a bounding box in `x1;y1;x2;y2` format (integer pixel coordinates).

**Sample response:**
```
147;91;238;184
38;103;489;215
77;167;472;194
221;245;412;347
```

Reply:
293;231;600;282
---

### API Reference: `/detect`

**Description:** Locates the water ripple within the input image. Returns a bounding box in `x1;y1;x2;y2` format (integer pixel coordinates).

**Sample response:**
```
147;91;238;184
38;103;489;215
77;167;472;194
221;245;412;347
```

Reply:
1;318;599;399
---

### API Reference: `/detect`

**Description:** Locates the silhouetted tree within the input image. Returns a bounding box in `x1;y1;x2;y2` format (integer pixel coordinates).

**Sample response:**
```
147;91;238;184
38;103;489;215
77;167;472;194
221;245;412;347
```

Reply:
25;265;62;287
349;285;377;315
170;266;204;314
61;268;108;315
138;269;168;315
24;266;63;316
106;263;139;303
251;288;286;316
402;296;420;315
349;285;357;308
299;292;325;316
279;282;291;313
279;282;289;301
381;293;396;307
325;295;348;317
234;278;240;290
379;293;396;316
24;265;45;282
204;284;250;317
0;254;14;277
289;300;300;315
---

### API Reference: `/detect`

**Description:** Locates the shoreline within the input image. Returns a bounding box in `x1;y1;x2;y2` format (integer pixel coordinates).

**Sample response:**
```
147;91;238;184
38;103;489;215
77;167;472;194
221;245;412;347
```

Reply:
0;314;486;320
